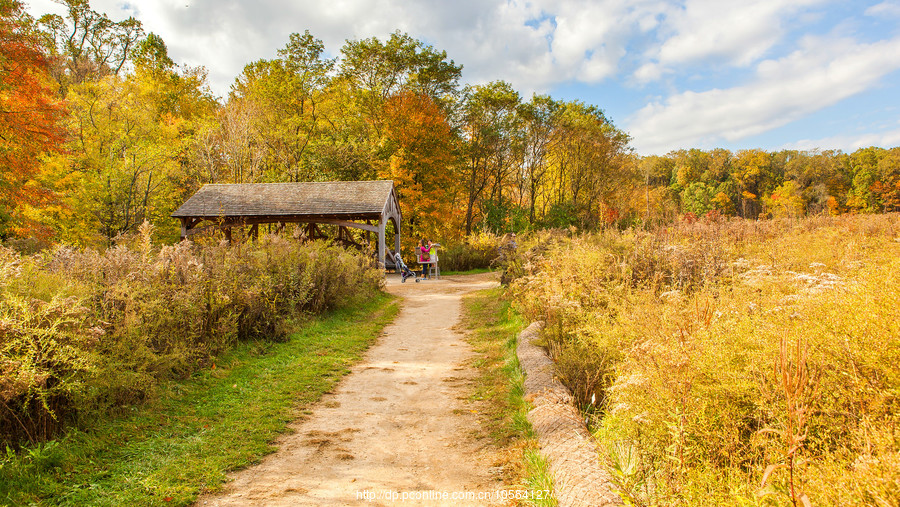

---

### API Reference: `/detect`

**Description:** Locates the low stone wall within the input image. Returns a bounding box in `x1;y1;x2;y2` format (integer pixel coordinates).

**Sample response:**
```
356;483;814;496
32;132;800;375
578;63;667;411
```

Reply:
516;322;622;507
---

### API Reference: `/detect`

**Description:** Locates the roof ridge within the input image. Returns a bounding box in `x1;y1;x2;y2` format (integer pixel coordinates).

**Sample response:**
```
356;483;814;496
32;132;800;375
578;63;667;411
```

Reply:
201;180;392;187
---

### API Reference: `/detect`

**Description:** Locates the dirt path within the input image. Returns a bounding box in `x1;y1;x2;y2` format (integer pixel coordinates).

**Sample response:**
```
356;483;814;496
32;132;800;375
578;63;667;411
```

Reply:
198;272;503;506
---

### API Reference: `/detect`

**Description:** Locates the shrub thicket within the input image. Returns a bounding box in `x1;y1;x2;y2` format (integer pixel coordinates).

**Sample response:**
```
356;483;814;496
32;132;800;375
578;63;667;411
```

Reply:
510;214;900;505
0;226;383;445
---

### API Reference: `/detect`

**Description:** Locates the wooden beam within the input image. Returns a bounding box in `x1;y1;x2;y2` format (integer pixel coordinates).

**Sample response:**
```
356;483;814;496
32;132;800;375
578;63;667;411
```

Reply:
313;219;378;233
181;223;222;237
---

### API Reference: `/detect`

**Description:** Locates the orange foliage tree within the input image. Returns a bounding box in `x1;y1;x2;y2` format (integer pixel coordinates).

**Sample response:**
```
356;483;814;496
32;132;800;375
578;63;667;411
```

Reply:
379;91;462;247
0;0;66;239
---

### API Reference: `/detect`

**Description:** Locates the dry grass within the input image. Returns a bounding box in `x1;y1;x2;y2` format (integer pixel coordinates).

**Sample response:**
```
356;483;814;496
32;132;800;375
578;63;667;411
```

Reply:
509;214;900;505
0;225;384;446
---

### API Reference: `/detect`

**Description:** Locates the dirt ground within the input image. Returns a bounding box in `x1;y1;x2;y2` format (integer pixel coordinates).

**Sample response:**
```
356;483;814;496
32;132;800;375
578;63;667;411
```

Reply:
197;272;505;506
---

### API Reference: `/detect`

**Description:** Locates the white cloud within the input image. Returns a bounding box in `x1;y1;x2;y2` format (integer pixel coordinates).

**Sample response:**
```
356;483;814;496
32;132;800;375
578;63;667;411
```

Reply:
440;0;658;90
637;0;827;82
633;61;665;82
627;35;900;154
865;1;900;17
782;126;900;152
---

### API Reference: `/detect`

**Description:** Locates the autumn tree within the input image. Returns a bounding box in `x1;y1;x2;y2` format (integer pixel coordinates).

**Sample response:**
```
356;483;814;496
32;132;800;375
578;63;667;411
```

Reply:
763;180;805;218
669;148;711;194
873;147;900;212
517;94;560;223
38;0;143;94
229;31;336;182
547;101;631;227
0;0;67;239
51;33;217;244
732;149;775;218
380;91;461;242
337;32;462;181
459;81;521;234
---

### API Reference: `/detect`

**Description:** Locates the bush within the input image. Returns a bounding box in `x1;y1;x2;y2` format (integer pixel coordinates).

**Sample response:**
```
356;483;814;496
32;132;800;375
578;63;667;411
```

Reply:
510;214;900;505
0;227;383;446
439;232;504;272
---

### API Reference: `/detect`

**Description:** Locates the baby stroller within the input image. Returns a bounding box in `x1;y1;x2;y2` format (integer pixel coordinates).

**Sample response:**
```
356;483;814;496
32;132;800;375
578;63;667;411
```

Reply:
393;251;419;283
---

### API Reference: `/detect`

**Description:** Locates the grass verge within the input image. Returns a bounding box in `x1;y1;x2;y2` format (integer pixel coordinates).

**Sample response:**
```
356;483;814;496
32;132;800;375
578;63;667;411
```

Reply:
0;293;399;506
460;287;557;507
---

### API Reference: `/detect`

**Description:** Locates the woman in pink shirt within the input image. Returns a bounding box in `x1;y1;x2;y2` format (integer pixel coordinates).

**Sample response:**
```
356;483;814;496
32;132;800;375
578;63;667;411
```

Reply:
418;239;432;279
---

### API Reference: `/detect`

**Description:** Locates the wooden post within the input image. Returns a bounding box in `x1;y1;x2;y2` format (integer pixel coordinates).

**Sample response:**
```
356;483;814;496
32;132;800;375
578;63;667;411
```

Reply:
395;224;401;259
378;220;386;267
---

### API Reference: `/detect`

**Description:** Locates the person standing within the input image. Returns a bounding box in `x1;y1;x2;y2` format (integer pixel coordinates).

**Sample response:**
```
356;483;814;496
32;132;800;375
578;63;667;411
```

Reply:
418;239;432;279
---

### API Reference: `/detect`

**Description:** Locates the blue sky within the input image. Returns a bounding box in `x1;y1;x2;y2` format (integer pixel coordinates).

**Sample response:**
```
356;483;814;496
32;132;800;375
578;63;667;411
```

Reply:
25;0;900;155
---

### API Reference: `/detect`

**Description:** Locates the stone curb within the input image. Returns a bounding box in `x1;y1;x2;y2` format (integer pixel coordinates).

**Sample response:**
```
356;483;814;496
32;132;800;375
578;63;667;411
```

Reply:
516;322;622;507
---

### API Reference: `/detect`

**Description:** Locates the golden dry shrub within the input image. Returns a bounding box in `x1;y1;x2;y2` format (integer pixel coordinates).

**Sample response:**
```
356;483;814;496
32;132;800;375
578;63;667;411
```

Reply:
510;214;900;505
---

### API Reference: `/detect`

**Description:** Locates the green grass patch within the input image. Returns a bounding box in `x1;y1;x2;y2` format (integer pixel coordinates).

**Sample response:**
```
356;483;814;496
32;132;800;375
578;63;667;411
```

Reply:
522;449;556;507
460;288;556;506
0;293;399;506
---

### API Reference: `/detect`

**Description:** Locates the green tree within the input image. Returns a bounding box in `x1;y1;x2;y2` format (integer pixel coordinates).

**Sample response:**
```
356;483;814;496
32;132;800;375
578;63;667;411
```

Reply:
846;147;884;212
338;31;461;140
339;31;461;103
681;181;717;216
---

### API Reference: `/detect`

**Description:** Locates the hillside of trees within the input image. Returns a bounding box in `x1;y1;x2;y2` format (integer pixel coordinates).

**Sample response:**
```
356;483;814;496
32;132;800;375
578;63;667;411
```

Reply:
3;0;900;252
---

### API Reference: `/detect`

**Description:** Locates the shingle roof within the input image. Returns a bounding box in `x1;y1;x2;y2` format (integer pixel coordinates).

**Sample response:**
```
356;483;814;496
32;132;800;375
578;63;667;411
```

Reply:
172;180;396;219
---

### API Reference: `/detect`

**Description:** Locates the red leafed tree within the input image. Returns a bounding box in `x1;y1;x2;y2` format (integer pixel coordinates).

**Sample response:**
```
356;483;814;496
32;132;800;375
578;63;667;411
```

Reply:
0;0;66;239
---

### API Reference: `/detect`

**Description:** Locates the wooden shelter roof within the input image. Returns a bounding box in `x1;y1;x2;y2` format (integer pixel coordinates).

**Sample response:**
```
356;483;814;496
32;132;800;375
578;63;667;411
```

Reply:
171;180;396;221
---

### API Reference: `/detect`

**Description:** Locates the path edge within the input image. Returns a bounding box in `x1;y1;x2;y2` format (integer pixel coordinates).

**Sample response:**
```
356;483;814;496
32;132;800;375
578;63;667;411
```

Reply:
516;321;622;507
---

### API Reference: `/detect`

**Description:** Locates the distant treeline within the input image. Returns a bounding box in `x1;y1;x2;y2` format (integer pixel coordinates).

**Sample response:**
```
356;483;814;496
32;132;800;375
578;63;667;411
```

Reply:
633;146;900;225
2;0;898;250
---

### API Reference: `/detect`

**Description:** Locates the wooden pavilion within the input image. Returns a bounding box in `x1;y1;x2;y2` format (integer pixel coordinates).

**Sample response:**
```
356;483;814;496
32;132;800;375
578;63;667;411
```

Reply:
171;180;401;266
